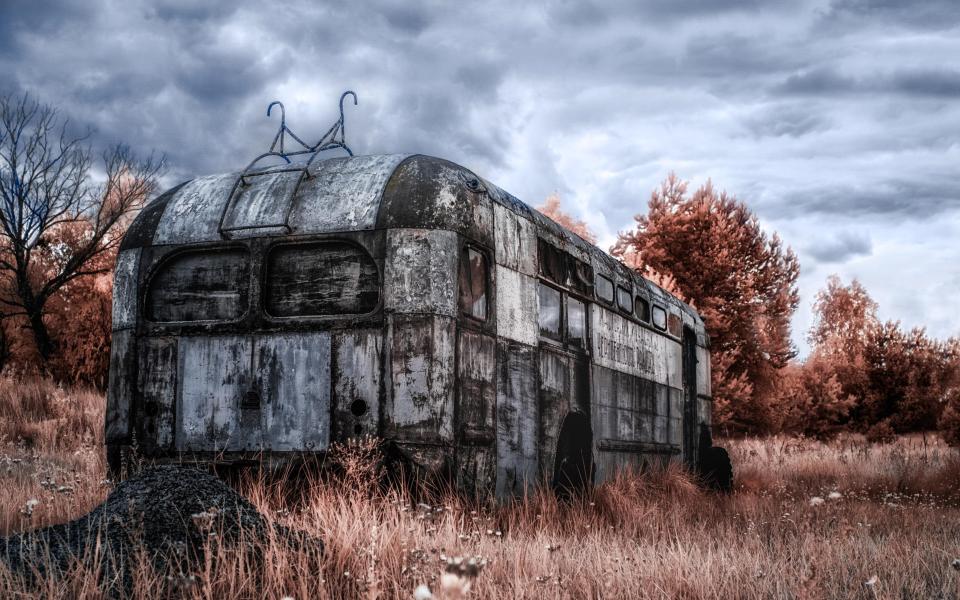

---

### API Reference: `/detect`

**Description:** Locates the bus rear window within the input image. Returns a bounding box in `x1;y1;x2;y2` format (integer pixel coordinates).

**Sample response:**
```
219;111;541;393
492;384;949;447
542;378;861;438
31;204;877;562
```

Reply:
265;242;379;317
147;248;250;322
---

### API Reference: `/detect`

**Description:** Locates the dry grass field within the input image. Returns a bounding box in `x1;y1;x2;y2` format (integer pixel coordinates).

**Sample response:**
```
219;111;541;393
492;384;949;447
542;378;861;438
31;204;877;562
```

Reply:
1;376;959;599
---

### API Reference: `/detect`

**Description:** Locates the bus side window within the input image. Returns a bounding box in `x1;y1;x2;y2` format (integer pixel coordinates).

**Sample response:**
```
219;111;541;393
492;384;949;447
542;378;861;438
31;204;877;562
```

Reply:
635;296;650;322
538;283;562;340
595;274;614;304
459;246;488;321
652;305;667;330
616;286;633;313
567;296;586;347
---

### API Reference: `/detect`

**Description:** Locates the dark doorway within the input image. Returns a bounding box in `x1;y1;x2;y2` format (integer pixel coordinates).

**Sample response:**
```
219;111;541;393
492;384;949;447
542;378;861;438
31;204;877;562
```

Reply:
551;411;593;497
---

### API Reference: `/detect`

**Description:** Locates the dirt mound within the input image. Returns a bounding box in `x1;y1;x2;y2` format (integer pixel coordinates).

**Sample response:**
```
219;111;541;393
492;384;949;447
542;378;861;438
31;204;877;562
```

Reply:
1;464;317;585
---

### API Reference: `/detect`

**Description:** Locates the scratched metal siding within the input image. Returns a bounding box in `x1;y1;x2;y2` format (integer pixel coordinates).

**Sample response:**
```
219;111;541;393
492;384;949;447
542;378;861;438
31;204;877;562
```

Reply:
493;204;537;276
176;335;251;451
455;330;497;499
386;314;455;443
495;340;539;498
538;348;577;481
221;171;301;237
290;154;409;234
255;333;331;451
383;229;459;316
494;266;538;346
591;306;681;387
112;249;140;331
332;330;383;441
153;174;236;245
105;329;135;443
696;346;711;397
138;336;178;450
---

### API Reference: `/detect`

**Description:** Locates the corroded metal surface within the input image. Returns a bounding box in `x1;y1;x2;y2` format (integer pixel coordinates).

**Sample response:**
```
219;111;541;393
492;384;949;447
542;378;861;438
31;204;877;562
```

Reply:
109;151;716;500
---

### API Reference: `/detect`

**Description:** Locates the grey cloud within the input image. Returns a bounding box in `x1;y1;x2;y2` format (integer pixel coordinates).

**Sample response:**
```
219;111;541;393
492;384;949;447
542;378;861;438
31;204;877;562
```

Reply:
804;231;872;263
769;179;960;220
743;105;830;138
775;67;960;98
823;0;960;31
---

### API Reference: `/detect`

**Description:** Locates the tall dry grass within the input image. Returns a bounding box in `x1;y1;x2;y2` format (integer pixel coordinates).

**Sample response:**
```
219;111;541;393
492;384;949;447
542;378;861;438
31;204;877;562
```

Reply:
0;379;958;599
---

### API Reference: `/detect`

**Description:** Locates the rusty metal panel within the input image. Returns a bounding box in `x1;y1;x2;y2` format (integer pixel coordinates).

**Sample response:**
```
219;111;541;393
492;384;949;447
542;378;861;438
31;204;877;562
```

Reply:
290;154;408;234
333;330;383;441
696;346;711;397
455;329;497;499
592;305;677;386
538;348;572;481
493;204;537;276
494;266;538;346
153;174;235;245
220;170;301;237
383;229;459;317
112;249;140;331
105;329;135;443
698;397;712;427
138;336;178;450
495;341;538;498
176;335;251;451
386;314;455;442
255;333;331;451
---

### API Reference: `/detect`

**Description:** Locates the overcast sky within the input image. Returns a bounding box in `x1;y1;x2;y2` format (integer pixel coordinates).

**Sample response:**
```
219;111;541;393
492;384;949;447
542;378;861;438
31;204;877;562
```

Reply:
3;0;958;355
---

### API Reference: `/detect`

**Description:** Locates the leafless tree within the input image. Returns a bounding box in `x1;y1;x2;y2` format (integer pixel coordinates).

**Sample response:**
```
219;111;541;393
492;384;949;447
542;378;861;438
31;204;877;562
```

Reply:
0;92;163;361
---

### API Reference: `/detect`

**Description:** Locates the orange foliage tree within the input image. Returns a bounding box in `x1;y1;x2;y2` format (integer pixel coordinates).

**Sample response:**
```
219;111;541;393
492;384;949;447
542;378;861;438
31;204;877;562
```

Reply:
537;194;598;244
612;174;800;434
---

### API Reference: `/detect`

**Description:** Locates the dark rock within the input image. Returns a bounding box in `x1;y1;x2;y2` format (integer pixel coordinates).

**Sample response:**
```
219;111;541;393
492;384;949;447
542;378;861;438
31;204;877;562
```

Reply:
1;465;319;588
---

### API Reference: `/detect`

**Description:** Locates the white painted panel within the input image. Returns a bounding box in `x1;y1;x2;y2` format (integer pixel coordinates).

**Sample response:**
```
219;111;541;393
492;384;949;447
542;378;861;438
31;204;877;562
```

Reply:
495;266;538;346
290;154;408;234
591;305;680;387
112;248;140;331
256;332;331;451
176;335;250;451
493;203;537;276
696;346;711;397
154;174;235;244
383;229;459;316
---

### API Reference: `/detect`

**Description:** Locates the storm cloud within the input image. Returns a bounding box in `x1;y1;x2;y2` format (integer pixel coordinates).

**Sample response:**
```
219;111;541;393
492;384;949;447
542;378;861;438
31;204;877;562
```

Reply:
2;0;958;354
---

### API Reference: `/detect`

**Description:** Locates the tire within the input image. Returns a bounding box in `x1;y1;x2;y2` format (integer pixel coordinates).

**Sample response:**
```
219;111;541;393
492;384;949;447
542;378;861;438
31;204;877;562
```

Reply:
106;443;122;480
702;446;733;492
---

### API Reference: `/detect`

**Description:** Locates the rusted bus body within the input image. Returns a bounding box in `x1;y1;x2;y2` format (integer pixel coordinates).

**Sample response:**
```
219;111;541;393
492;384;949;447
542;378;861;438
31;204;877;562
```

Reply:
106;154;713;500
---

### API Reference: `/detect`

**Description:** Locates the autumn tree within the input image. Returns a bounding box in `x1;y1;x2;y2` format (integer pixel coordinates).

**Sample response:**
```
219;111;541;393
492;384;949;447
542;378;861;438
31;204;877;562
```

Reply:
537;193;598;244
0;92;162;363
612;173;800;433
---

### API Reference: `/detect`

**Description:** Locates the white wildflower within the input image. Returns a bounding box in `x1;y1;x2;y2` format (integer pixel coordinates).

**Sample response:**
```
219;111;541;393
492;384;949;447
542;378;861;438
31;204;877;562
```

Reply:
864;575;878;587
413;584;433;600
809;496;825;507
828;491;842;500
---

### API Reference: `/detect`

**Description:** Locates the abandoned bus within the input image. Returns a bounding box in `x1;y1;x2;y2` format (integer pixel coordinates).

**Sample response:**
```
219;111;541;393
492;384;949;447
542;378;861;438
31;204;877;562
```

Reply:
106;153;732;499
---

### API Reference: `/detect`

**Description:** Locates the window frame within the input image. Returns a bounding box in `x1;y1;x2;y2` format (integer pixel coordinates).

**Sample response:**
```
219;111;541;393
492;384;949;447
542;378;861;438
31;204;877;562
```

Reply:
262;239;383;320
616;285;633;314
145;245;252;325
595;274;615;305
652;304;668;331
459;244;491;323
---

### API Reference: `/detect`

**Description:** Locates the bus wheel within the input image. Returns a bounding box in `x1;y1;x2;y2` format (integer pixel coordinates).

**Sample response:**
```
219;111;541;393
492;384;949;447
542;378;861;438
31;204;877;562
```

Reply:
701;446;733;493
106;443;122;481
551;411;593;499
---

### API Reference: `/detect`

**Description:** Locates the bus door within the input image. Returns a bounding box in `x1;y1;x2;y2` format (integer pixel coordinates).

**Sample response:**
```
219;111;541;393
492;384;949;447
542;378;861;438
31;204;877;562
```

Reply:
536;282;592;492
455;245;497;499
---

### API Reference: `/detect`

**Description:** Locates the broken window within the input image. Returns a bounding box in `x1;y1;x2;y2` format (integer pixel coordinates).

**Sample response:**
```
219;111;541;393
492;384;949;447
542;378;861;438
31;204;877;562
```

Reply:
538;283;562;340
652;305;667;330
147;248;250;322
635;296;650;322
567;296;586;347
617;286;633;313
459;246;488;321
668;312;682;337
265;242;379;317
595;275;614;304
